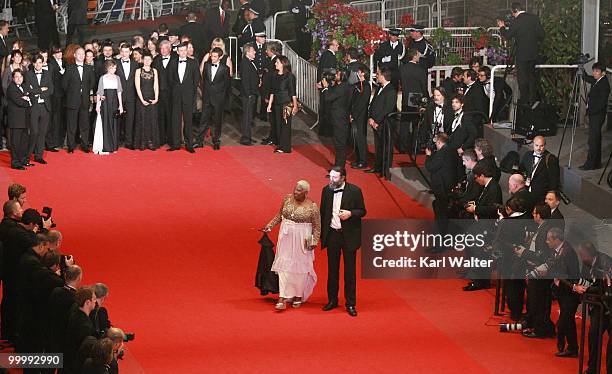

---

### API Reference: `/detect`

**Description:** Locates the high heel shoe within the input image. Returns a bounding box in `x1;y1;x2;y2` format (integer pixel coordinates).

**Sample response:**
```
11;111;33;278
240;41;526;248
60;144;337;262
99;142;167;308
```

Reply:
275;298;287;310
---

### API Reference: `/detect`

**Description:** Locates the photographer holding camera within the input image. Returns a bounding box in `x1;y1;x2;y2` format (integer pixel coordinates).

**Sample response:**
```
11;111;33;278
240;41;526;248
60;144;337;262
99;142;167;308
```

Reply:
498;2;545;106
322;68;353;167
399;48;428;153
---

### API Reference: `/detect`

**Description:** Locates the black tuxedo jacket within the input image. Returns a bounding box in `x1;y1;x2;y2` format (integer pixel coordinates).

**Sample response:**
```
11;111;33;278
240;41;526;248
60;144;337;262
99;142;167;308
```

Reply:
240;57;259;97
447;112;477;151
67;0;88;25
116;58;138;102
550;242;580;297
152;54;175;91
260;55;278;98
323;81;352;123
459;170;483;205
180;21;207;56
317;50;337;82
519;150;560;201
584;74;610;116
65;308;96;372
368;83;397;126
202;61;229;107
477;155;501;181
399;61;427;106
500;12;544;62
62;63;95;110
374;40;404;71
48;286;76;351
507;187;535;219
550;207;565;231
6;83;31;128
320;182;367;251
425;145;460;198
475;179;503;219
441;77;465;96
25;69;54;111
94;56;113;80
2;225;36;287
0;35;9;72
350;80;371;121
522;220;554;266
168;58;201;104
48;57;65;97
463;82;488;122
425;101;453;133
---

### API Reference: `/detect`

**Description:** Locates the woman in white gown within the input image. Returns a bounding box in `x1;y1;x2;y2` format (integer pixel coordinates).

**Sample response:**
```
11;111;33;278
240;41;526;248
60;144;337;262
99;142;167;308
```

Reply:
94;60;123;155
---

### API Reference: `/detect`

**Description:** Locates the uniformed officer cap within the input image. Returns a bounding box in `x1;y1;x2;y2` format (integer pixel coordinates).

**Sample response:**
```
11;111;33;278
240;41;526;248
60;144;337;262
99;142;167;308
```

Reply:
407;24;425;32
388;28;401;36
248;6;260;15
255;31;266;37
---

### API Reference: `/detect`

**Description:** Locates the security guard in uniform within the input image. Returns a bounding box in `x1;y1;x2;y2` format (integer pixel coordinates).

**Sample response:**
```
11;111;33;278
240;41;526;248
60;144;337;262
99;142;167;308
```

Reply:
373;28;403;89
407;24;435;70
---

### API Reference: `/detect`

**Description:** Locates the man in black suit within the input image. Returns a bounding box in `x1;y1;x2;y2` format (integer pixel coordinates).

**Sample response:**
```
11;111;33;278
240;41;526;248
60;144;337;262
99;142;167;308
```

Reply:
46;46;66;151
6;70;32;170
320;167;366;317
446;95;477;153
322;68;352;167
462;69;487;135
442;67;465;96
580;62;610;170
180;12;206;62
499;2;544;105
116;44;138;149
67;0;88;46
350;65;371;170
152;40;174;146
507;173;535;219
35;0;60;51
202;2;230;56
63;47;95;153
463;162;503;291
0;21;9;65
64;287;97;374
366;66;398;178
425;133;460;242
167;43;200;152
94;41;114;81
317;39;339;137
478;66;512;122
544;228;580;357
239;44;259;146
457;149;483;208
399;48;428;152
196;47;229;150
544;190;565;231
25;55;54;165
47;265;81;359
519;135;560;203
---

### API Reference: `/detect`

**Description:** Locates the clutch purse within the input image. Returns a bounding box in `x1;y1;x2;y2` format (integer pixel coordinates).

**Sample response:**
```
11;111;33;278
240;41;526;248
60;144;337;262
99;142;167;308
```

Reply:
282;101;303;122
304;234;316;251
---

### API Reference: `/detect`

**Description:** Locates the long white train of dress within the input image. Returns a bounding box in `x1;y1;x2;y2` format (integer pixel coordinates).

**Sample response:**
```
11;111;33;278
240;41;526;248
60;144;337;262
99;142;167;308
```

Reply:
92;113;108;155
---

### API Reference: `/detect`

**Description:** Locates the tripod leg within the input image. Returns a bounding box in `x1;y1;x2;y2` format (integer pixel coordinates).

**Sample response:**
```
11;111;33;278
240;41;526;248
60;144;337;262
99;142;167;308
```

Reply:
598;151;612;185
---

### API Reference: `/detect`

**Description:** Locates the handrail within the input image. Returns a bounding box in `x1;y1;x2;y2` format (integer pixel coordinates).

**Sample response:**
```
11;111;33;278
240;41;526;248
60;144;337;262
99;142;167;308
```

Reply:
141;0;154;20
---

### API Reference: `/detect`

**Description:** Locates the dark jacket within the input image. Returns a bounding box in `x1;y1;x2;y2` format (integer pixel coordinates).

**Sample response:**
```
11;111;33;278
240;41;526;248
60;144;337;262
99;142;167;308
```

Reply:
180;21;207;57
399;61;428;108
446;111;477;151
317;49;337;82
152;54;174;91
65;308;96;374
62;63;95;110
500;12;545;62
25;69;54;112
202;61;230;107
320;182;366;251
368;83;397;126
167;58;201;105
425;144;460;198
475;178;503;219
240;57;259;97
374;40;404;71
6;82;31;128
463;81;488;123
519;150;560;202
116;58;138;102
323;81;352;124
584;74;610;116
67;0;88;25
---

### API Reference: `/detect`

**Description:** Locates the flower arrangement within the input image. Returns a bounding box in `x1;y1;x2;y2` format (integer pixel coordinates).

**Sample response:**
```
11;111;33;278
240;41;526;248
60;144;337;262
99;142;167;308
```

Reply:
306;0;385;63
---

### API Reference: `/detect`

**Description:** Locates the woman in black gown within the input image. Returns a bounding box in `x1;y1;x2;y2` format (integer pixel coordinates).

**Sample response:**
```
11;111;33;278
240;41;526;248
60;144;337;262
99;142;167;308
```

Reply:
94;60;123;154
134;52;160;150
266;56;298;153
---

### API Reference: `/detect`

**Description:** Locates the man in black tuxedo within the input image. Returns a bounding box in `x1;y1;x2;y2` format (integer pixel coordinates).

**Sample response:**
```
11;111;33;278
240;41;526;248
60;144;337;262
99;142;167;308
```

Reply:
322;68;352;167
544;228;580;357
317;39;339;137
320;167;366;317
180;12;206;62
519;135;560;203
442;67;465;96
202;2;230;56
63;47;95;153
350;65;371;170
544;190;565;231
167;43;200;152
399;48;428;151
446;95;477;153
64;287;97;374
116;44;138;149
47;265;81;358
462;69;487;135
239;44;259;145
25;55;54;165
67;0;88;46
46;46;66;151
366;66;397;178
580;62;610;170
152;40;175;146
94;41;114;81
499;2;544;105
35;0;60;50
6;70;32;170
196;47;229;150
457;149;483;208
425;133;460;241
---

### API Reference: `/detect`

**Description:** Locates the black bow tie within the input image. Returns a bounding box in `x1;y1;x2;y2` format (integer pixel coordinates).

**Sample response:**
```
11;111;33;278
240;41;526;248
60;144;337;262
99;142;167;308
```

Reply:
333;189;344;194
76;64;83;68
162;57;169;60
454;112;461;118
534;154;542;159
436;104;443;109
122;60;129;63
178;60;186;63
211;64;218;67
35;72;42;75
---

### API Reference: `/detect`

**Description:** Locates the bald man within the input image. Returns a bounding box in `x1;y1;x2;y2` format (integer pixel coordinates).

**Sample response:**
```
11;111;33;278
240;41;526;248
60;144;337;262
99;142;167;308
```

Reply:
519;136;560;202
507;173;535;219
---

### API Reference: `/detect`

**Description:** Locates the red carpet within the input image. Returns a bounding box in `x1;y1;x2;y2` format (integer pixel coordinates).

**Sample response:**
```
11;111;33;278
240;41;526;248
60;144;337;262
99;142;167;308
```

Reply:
0;145;578;373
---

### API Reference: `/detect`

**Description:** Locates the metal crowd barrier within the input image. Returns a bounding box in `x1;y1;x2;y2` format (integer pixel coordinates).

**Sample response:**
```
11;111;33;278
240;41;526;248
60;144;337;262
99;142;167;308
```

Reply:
349;0;432;28
227;36;284;80
283;41;319;114
264;10;292;40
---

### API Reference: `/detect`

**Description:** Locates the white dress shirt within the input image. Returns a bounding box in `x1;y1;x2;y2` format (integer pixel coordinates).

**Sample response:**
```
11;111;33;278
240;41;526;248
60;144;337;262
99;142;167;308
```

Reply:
451;110;463;132
330;182;345;230
210;63;218;81
121;59;131;79
178;59;187;83
161;55;170;69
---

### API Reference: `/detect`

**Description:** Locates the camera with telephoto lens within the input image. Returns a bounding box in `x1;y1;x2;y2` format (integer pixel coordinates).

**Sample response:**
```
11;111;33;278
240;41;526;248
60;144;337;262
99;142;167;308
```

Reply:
408;93;430;108
499;323;522;332
39;206;56;229
321;68;337;84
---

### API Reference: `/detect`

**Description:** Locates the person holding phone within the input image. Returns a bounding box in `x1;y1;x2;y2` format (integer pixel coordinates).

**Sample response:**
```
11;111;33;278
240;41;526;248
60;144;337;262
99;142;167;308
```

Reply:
134;52;160;150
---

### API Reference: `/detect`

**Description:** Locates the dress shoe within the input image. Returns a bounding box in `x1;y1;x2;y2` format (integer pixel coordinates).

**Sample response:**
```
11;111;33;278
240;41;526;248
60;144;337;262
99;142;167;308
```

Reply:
82;147;90;153
322;302;338;311
522;331;546;339
193;143;203;149
346;306;358;317
274;149;285;153
262;140;275;146
364;168;381;174
463;282;484;291
186;148;195;153
555;350;578;358
213;144;220;150
240;140;254;146
25;163;35;167
260;137;271;144
167;147;178;152
67;148;74;154
11;166;25;170
351;162;367;170
35;159;47;164
125;145;135;150
46;147;59;152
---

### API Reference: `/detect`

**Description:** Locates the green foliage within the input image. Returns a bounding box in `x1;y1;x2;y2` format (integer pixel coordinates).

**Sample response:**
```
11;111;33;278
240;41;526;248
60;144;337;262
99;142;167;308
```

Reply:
444;53;463;65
